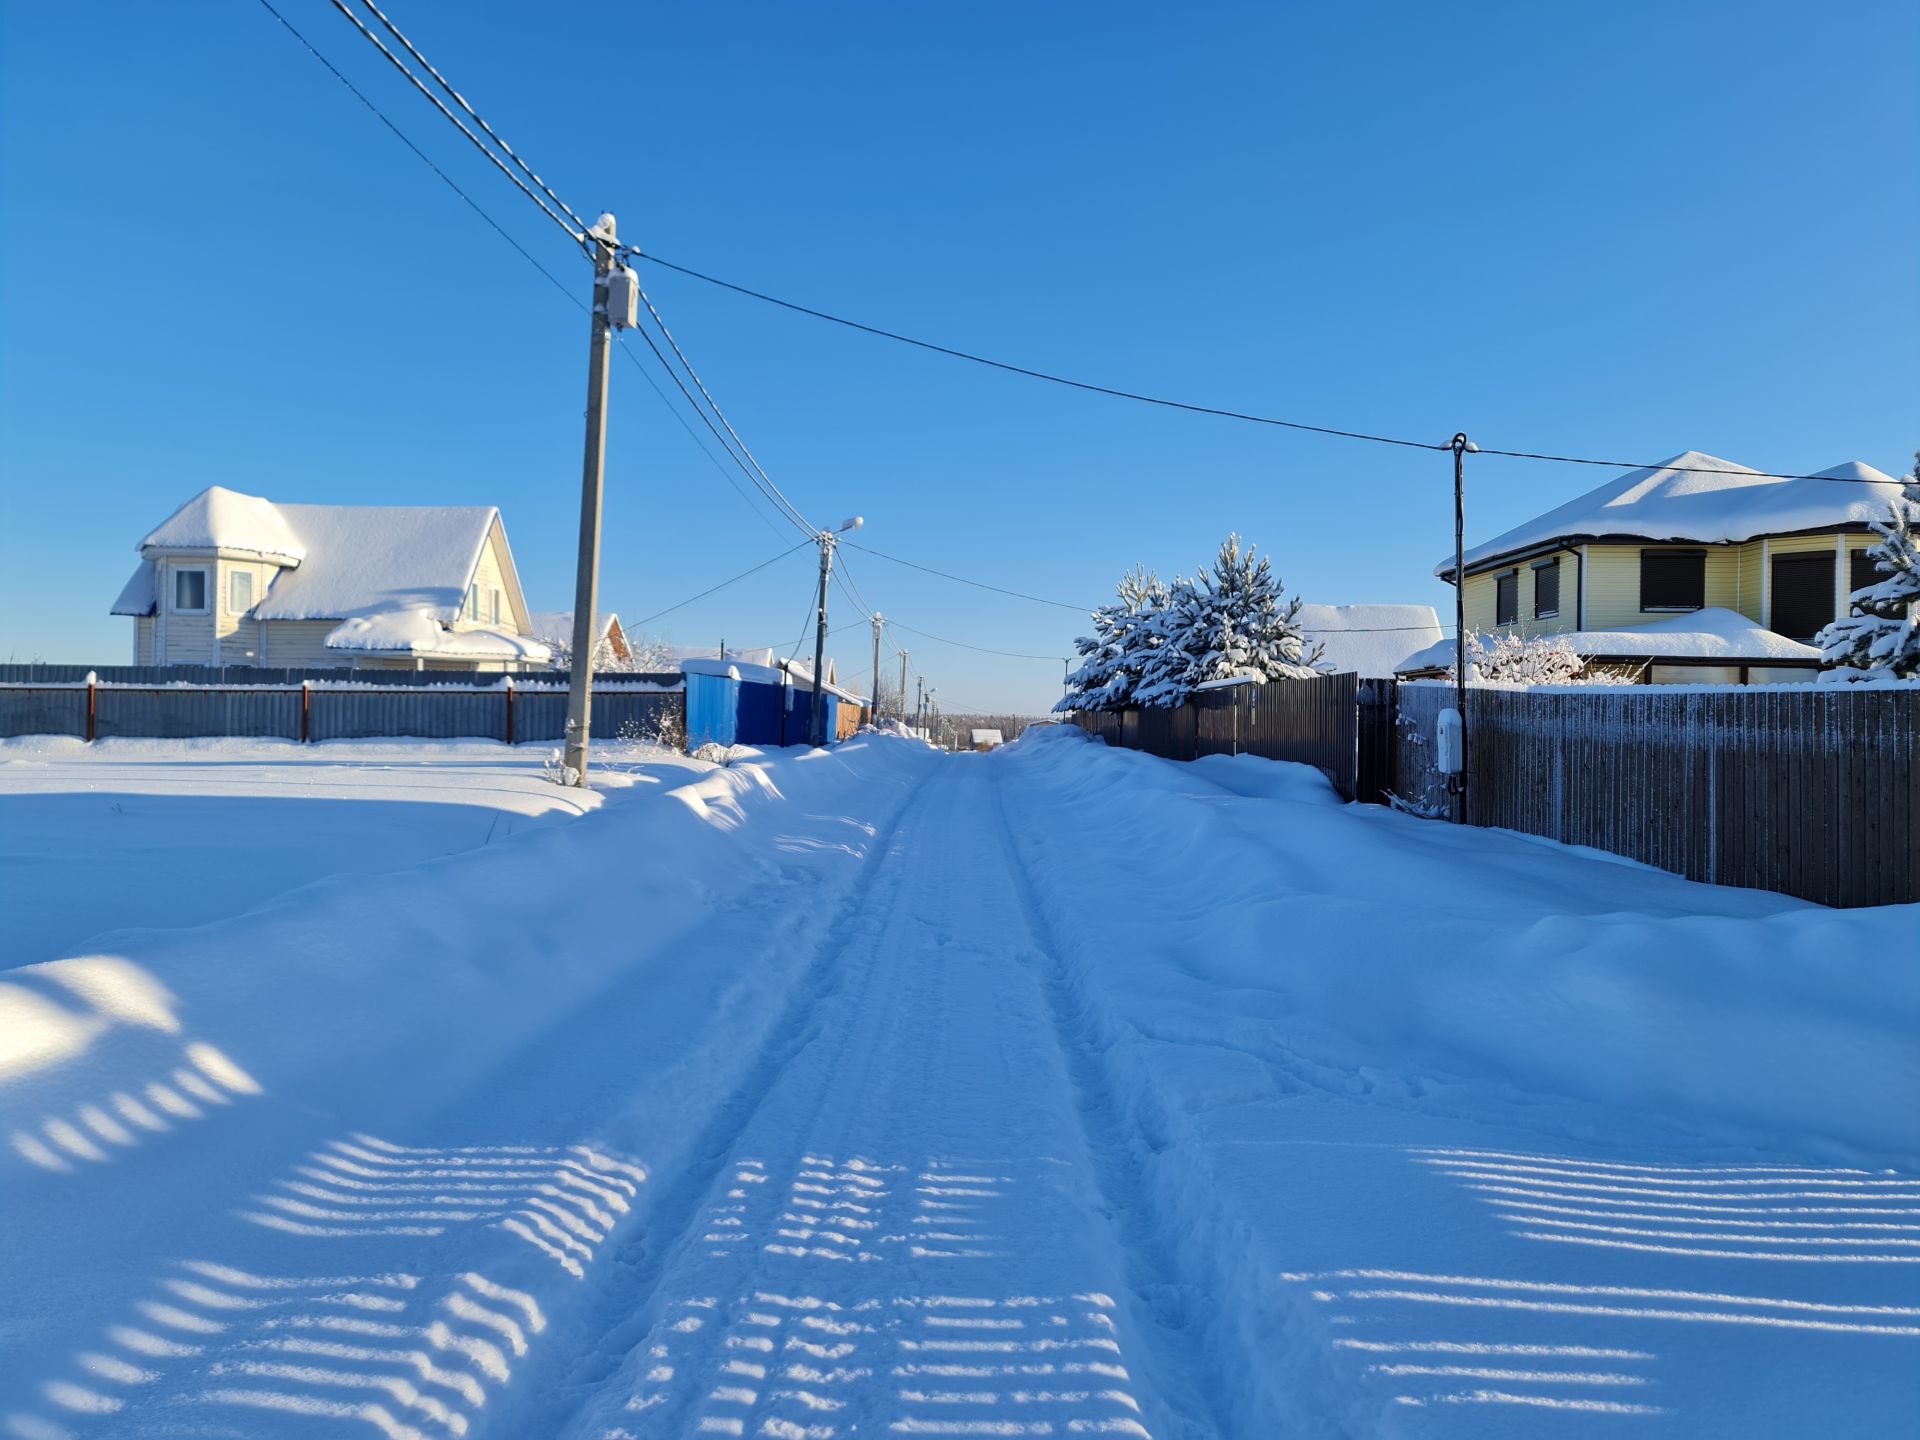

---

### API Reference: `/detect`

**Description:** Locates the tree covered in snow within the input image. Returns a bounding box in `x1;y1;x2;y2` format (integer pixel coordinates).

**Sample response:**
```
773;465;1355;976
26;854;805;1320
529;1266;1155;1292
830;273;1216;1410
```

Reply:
1133;536;1325;707
1818;451;1920;682
1444;630;1637;686
1057;566;1170;712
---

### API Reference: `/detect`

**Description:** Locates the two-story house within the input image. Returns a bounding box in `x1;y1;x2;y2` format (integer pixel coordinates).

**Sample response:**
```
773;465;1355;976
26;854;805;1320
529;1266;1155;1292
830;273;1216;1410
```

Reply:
110;486;552;672
1401;452;1905;684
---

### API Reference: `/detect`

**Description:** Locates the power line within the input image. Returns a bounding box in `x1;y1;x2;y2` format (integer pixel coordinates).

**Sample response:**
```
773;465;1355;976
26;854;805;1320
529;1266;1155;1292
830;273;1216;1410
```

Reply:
353;0;593;236
843;542;1092;613
324;0;585;246
630;541;813;627
631;252;1899;487
884;617;1063;662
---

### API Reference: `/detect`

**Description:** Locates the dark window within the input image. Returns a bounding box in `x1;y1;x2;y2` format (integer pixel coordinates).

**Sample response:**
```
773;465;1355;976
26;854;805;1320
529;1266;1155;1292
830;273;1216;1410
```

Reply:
1850;548;1882;598
1771;552;1835;641
1495;571;1519;626
1533;558;1561;619
1640;550;1705;612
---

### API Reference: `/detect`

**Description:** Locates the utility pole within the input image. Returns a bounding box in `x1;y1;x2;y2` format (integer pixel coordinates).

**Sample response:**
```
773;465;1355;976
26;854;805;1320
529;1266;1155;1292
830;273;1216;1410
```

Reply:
809;516;864;747
1449;432;1473;823
870;613;885;723
898;650;909;728
915;676;924;736
563;214;638;786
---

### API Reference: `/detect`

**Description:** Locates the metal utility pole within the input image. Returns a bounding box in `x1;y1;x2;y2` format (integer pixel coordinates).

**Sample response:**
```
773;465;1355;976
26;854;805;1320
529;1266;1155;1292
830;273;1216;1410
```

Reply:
563;214;638;786
809;516;864;747
898;650;909;726
870;613;885;723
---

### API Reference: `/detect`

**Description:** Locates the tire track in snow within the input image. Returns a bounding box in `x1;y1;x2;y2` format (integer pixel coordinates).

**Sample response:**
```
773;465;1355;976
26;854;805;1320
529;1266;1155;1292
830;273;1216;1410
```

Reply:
982;763;1238;1438
525;759;946;1425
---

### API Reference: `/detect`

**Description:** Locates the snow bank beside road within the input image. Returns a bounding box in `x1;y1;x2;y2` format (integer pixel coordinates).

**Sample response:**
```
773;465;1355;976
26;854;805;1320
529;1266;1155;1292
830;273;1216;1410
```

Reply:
1001;726;1919;1161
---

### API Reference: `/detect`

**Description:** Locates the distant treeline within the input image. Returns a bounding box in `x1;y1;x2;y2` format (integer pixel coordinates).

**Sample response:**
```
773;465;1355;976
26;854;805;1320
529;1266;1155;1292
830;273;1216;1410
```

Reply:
935;713;1053;749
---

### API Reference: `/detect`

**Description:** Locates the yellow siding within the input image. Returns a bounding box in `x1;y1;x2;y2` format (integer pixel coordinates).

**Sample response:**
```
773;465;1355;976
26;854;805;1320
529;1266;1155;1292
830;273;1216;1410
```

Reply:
1461;547;1607;635
261;620;348;667
214;558;282;665
156;555;217;663
1734;541;1764;623
1579;543;1738;629
456;521;523;633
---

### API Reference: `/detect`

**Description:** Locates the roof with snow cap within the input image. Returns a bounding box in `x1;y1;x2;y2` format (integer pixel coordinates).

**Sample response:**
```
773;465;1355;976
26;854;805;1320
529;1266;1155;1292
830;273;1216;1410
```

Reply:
324;611;551;662
1438;453;1904;578
1295;604;1443;677
114;487;525;630
1395;608;1821;674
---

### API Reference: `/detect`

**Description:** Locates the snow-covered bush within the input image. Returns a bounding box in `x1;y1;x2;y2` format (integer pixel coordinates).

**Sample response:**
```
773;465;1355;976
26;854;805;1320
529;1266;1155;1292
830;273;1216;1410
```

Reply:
1445;630;1638;687
1059;537;1323;711
1818;452;1920;683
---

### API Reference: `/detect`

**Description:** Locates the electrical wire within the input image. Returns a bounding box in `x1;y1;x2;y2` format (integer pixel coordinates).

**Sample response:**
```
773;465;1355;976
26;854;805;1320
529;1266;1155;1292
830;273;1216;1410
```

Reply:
252;0;789;541
631;252;1900;486
883;617;1063;662
842;541;1092;613
630;541;813;627
324;0;585;246
353;0;593;236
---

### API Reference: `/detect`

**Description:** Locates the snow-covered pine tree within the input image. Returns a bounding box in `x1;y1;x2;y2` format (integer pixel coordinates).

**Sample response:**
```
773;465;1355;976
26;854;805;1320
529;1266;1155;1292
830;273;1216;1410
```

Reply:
1056;565;1169;711
1133;535;1324;707
1818;450;1920;682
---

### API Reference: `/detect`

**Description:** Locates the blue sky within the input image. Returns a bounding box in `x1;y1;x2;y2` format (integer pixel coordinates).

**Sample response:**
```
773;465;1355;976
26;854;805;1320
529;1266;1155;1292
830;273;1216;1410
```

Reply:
2;1;1913;711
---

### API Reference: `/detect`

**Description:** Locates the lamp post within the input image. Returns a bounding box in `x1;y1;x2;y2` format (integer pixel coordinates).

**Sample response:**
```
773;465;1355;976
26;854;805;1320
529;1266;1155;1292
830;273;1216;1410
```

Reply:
810;515;864;746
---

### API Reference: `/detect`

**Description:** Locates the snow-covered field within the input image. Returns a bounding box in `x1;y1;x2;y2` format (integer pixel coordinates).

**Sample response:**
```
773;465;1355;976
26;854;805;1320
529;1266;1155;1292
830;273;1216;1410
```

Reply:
0;730;1913;1438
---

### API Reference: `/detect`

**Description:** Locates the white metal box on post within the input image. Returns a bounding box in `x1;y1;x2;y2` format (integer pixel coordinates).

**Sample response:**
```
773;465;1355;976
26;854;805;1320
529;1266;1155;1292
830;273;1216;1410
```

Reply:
1436;707;1464;776
606;265;641;331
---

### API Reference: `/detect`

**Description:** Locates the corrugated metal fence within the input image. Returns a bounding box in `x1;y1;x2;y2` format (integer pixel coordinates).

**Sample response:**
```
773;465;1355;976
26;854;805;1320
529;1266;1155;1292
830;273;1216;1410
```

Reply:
1394;683;1919;907
0;663;681;689
0;681;682;746
1072;673;1362;799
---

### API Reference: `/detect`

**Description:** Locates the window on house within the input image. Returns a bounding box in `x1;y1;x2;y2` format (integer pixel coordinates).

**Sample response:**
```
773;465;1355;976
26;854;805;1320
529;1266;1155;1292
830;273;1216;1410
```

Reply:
173;568;208;613
1532;557;1561;619
1640;550;1705;612
467;586;480;622
1494;570;1519;626
228;569;254;615
1850;548;1882;598
1770;552;1835;641
490;589;502;626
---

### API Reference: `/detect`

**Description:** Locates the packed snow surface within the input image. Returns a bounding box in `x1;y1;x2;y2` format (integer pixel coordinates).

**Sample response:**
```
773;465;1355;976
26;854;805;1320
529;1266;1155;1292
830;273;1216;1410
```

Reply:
0;730;1913;1438
1441;453;1903;574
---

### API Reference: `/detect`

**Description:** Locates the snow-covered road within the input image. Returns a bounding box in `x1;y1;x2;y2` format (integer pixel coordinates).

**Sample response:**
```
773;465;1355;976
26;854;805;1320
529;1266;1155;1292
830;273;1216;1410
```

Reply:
2;731;1914;1438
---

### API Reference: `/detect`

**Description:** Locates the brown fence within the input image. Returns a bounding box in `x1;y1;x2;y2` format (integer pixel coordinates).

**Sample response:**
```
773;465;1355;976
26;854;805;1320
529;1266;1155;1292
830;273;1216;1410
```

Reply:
1072;673;1361;799
1395;683;1919;907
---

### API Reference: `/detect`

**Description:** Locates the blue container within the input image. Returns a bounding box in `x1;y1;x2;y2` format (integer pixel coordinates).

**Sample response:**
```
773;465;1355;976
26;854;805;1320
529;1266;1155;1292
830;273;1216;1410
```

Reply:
685;671;741;748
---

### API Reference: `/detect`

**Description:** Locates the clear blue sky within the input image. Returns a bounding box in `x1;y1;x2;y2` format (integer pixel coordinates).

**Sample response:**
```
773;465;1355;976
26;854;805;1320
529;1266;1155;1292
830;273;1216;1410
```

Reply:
2;1;1913;711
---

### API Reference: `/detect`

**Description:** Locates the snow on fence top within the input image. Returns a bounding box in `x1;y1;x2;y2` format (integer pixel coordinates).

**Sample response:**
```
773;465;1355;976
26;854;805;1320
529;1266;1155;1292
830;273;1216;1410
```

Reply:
1438;452;1903;575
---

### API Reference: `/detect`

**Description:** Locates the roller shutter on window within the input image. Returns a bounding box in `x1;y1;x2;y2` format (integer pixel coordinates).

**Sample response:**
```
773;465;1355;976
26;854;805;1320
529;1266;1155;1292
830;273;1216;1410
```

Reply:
1770;552;1835;641
1495;571;1518;625
1640;550;1705;611
1533;558;1560;619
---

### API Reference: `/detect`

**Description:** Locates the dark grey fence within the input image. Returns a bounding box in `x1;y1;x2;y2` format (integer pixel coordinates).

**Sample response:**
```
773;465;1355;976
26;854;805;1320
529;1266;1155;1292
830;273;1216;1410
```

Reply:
0;681;683;747
0;663;680;689
1072;673;1362;799
1395;682;1919;907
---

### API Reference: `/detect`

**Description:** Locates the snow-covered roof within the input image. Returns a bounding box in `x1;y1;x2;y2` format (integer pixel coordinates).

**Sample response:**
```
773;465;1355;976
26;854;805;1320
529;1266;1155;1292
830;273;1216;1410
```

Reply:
110;560;158;617
1437;453;1904;577
971;729;1005;746
669;644;777;668
527;611;619;644
324;610;552;662
139;486;306;566
1296;604;1443;677
1395;608;1820;674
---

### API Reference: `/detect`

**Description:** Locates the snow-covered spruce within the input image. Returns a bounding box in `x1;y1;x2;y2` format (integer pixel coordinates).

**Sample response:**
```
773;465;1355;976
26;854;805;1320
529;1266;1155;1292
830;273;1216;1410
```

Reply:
1818;451;1920;683
1060;536;1323;711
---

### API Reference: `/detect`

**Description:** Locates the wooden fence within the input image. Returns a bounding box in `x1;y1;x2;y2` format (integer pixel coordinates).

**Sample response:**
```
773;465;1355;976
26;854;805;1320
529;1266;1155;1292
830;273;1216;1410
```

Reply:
0;681;683;748
1072;673;1362;800
1395;682;1919;907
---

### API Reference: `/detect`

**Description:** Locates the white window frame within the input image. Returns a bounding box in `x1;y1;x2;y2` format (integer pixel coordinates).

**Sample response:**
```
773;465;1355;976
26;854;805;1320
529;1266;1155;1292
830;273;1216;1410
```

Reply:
489;588;502;626
228;568;254;615
467;585;480;622
172;567;210;614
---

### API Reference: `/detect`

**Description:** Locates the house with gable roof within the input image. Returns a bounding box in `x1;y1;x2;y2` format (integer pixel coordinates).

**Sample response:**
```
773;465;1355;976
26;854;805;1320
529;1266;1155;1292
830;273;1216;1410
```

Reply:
110;486;552;671
1398;452;1907;684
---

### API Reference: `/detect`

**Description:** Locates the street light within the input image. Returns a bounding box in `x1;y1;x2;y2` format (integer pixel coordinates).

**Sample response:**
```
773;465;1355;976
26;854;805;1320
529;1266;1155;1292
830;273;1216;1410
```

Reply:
810;516;864;747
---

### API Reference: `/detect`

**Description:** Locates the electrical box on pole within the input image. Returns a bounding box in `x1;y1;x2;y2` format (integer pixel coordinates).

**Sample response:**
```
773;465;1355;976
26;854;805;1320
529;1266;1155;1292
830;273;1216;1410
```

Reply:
606;264;641;331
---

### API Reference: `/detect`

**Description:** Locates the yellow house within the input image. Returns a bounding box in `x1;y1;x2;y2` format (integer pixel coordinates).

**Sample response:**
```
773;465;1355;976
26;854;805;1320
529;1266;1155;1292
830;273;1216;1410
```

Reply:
1412;452;1906;684
110;486;552;672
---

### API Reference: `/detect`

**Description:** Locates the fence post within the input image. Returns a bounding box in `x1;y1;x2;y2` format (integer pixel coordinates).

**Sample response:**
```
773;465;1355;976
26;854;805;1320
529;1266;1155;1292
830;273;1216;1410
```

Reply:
504;676;515;746
301;680;311;743
85;671;97;742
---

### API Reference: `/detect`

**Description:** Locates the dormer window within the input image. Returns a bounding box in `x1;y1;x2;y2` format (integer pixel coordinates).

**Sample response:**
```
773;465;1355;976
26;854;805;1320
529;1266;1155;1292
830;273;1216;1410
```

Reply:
173;568;209;613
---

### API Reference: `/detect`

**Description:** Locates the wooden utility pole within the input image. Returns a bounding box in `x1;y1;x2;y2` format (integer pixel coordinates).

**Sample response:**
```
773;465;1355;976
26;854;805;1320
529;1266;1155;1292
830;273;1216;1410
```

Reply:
563;216;621;785
870;613;885;723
